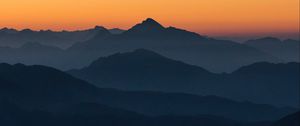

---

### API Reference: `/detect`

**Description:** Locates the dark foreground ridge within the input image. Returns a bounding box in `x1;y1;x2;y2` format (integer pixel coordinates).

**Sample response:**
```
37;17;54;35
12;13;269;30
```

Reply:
0;63;296;125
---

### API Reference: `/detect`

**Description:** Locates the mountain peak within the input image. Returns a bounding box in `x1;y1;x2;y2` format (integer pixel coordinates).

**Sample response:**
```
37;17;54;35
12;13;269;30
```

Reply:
107;49;164;60
20;29;34;33
75;48;213;78
127;18;164;33
143;18;160;25
258;37;281;41
94;26;107;31
131;48;162;56
140;18;164;28
0;27;18;33
0;27;10;31
86;26;111;39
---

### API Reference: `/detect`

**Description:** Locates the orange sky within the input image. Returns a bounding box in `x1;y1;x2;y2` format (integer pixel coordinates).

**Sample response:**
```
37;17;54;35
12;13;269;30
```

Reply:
0;0;299;38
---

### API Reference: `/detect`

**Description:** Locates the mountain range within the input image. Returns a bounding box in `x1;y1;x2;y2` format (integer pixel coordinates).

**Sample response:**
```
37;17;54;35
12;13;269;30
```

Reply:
0;63;295;122
245;37;299;62
0;26;124;49
68;49;300;107
0;99;274;126
271;111;300;126
66;18;283;72
0;18;299;125
0;18;298;72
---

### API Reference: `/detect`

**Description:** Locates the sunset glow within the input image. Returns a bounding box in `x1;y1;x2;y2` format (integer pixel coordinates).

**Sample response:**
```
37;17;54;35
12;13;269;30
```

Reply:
0;0;299;38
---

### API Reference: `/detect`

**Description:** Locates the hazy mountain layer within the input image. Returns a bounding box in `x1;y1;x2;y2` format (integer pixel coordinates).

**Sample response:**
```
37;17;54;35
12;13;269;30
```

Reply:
245;37;299;62
0;27;123;49
67;18;282;72
68;49;300;107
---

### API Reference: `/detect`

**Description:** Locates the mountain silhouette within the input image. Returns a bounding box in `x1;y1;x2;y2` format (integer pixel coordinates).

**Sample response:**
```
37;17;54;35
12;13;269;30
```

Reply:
20;42;63;52
0;100;145;126
1;19;297;73
0;26;110;48
0;43;66;69
64;18;281;72
0;17;298;126
0;19;286;72
68;49;300;107
117;18;204;40
272;111;300;126
229;62;300;107
0;63;294;121
126;18;165;33
68;49;216;92
1;100;273;126
0;27;18;34
245;37;299;62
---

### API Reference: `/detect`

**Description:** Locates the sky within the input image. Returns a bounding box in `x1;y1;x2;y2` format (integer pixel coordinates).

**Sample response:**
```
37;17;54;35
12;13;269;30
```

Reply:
0;0;299;41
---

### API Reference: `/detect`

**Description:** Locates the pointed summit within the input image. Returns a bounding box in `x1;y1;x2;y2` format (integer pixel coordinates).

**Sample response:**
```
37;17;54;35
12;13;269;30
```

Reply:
127;18;165;33
142;18;164;28
94;26;107;31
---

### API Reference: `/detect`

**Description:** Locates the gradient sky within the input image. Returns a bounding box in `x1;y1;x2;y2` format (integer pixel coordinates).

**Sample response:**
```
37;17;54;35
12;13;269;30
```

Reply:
0;0;299;40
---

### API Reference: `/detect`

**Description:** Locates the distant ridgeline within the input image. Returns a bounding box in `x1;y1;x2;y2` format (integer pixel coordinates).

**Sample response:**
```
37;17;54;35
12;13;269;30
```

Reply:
68;49;300;107
0;18;299;72
0;26;124;48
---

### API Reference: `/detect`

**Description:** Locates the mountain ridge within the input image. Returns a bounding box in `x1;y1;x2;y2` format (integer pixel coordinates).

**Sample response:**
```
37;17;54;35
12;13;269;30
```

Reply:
0;26;119;48
68;49;299;107
245;37;299;62
0;62;295;121
0;18;297;72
